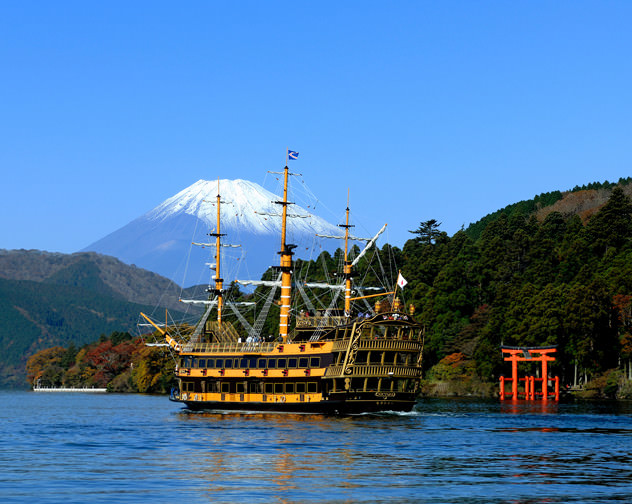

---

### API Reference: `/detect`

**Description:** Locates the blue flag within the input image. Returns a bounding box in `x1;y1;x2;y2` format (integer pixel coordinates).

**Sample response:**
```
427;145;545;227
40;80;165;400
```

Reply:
288;150;299;160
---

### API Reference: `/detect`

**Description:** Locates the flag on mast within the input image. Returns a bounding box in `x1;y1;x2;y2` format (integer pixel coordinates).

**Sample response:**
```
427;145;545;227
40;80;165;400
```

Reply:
288;150;299;160
397;272;408;289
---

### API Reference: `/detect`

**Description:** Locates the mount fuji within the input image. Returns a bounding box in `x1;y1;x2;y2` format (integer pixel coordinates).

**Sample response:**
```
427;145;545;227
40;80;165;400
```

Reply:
82;179;345;287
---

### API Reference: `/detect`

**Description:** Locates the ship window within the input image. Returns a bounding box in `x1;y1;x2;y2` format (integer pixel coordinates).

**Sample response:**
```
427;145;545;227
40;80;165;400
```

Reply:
277;358;287;369
215;359;223;368
274;383;284;394
183;357;191;368
370;353;382;365
249;382;260;393
307;382;317;393
240;358;248;368
207;359;214;368
258;359;266;368
299;357;308;368
296;382;306;393
199;359;206;368
288;358;297;368
264;383;274;394
366;378;379;391
224;359;233;369
209;381;219;393
236;383;245;393
249;357;257;368
192;358;198;368
268;358;276;369
310;357;320;367
285;383;294;394
221;382;230;393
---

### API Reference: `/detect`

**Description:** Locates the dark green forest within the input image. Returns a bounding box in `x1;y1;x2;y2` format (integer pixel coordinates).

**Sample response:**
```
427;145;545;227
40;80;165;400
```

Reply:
0;277;161;387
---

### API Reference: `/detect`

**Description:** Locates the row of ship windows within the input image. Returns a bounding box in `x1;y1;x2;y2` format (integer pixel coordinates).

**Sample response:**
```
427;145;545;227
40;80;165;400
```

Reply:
331;377;415;393
181;356;321;370
180;378;415;394
181;381;320;394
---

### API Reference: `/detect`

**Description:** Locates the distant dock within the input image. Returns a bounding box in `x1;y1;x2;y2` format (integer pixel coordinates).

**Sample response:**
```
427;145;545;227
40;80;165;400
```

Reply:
33;386;107;393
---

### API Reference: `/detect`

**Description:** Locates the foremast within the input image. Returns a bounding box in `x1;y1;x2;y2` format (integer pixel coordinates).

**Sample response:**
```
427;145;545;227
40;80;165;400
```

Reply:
171;179;244;345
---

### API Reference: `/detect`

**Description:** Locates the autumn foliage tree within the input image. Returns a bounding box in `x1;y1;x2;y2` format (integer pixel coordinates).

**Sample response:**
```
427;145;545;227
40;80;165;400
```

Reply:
25;331;175;393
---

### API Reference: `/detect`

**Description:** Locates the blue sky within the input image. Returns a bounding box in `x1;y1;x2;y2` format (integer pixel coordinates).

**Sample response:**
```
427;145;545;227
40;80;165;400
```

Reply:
2;2;631;253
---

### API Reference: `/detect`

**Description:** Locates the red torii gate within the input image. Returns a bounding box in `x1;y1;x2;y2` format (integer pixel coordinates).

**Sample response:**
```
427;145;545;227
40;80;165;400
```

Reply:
500;346;559;401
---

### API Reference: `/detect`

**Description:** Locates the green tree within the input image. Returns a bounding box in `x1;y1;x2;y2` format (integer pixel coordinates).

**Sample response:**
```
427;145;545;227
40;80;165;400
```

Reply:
586;187;632;256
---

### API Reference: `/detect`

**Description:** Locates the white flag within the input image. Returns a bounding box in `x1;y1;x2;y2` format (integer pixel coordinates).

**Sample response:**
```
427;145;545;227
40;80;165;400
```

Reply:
397;272;408;289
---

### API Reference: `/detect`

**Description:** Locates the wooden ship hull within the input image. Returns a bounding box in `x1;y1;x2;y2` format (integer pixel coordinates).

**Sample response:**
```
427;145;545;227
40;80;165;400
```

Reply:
171;312;423;414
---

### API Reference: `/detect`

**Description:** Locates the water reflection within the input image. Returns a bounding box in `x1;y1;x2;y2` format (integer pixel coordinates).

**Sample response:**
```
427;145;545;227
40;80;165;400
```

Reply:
500;400;560;415
175;410;365;501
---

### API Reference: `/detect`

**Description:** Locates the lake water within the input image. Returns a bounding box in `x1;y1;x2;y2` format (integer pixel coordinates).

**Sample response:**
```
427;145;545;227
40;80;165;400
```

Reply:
1;391;631;503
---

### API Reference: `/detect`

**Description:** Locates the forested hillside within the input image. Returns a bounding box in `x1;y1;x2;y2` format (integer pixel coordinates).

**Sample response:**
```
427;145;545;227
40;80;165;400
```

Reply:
0;252;193;387
0;250;185;310
0;277;163;387
465;177;632;240
403;185;632;398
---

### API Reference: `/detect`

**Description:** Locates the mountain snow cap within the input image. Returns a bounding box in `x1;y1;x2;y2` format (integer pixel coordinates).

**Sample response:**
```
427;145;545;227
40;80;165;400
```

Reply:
146;179;342;237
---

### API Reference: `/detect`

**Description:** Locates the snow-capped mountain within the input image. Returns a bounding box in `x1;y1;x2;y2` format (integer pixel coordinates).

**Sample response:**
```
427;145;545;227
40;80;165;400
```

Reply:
82;179;345;287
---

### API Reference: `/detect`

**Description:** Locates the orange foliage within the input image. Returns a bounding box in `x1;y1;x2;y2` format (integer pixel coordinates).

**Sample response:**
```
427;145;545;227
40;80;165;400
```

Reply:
621;333;632;358
613;294;632;327
26;346;66;383
440;352;467;367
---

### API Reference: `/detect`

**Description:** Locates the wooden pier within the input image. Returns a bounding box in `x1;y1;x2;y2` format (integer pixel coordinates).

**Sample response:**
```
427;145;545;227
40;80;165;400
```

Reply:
33;386;107;393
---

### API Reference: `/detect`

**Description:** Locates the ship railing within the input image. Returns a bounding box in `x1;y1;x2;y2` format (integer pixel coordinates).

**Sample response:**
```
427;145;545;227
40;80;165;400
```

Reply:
324;365;421;378
181;341;278;353
332;339;422;352
295;315;349;328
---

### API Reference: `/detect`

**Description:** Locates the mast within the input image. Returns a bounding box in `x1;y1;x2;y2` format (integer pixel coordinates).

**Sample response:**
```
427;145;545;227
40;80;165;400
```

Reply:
208;178;225;327
277;164;294;342
339;189;353;316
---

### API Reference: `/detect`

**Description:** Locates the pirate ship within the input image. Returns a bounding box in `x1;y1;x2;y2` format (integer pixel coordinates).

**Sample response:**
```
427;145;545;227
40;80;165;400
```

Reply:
141;159;424;414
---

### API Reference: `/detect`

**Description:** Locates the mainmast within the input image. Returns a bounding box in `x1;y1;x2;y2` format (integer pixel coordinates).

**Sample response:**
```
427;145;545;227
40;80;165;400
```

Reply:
208;178;226;327
276;164;295;342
